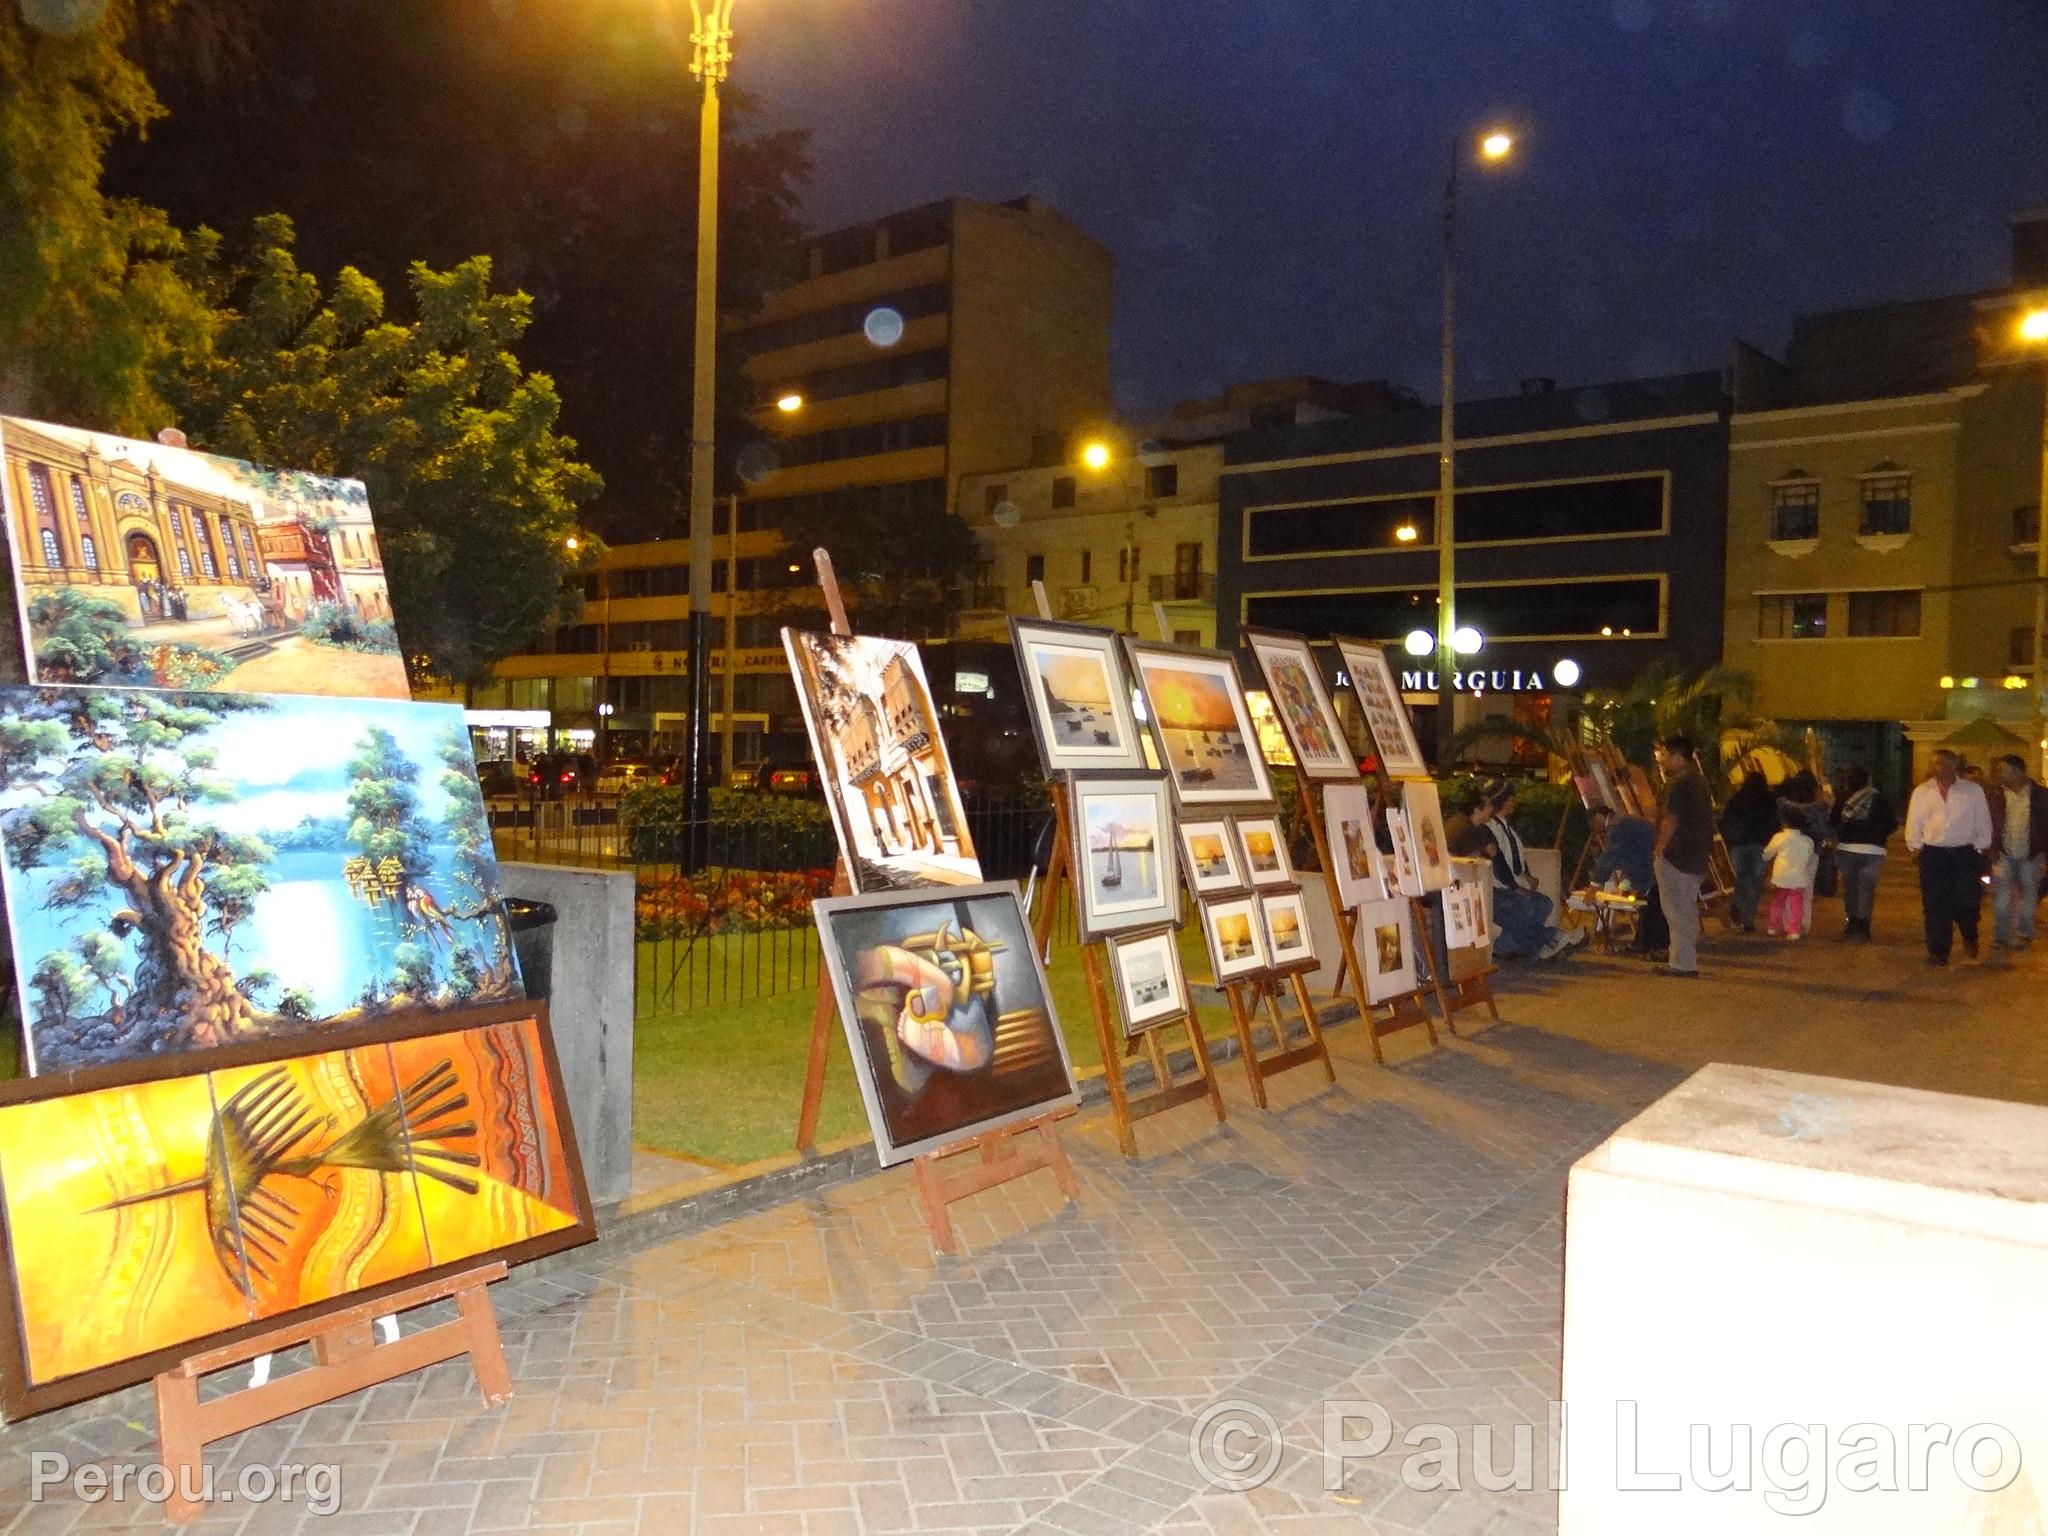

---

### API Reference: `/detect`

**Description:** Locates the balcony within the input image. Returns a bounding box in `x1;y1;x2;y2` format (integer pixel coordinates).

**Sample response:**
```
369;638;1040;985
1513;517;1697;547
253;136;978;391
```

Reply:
959;584;1006;612
1148;571;1215;603
2014;504;2041;554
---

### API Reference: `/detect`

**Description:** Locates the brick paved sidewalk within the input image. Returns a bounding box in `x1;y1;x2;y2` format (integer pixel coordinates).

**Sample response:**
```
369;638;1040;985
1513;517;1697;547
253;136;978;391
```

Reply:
0;998;1693;1536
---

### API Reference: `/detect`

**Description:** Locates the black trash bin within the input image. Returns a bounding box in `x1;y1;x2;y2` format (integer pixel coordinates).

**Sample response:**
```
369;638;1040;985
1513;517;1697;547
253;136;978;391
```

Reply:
504;897;558;1003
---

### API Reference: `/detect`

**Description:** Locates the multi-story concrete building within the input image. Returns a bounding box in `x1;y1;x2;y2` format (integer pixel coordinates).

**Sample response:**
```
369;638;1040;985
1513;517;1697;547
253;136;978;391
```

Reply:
1721;211;2048;790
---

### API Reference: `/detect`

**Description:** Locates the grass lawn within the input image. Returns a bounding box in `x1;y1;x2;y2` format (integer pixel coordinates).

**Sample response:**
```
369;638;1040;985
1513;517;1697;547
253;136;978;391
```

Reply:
631;921;1221;1167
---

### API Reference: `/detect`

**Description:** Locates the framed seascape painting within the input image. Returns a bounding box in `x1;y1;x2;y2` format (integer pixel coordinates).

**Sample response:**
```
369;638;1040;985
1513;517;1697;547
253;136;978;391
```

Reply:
1122;639;1273;807
0;686;523;1074
1235;813;1294;889
1357;897;1418;1003
1199;892;1269;985
1332;636;1427;780
1322;781;1387;909
1067;771;1179;943
1;417;409;699
784;629;981;892
1242;627;1357;781
0;1002;593;1419
1402;780;1454;893
1259;888;1317;974
1177;816;1247;897
1009;617;1146;774
1104;926;1190;1038
814;883;1078;1166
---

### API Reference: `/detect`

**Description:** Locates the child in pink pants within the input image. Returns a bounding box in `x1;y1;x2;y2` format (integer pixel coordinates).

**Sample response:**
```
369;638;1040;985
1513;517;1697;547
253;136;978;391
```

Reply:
1763;812;1818;939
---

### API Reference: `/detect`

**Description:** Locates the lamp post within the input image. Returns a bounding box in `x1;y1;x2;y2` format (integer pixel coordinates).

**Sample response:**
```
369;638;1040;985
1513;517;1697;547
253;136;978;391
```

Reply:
684;0;736;848
1435;127;1515;770
2020;305;2048;778
1080;438;1150;634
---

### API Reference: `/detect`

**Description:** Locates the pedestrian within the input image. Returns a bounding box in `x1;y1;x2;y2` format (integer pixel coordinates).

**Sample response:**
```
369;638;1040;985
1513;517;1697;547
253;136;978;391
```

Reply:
1487;783;1581;960
1762;806;1818;939
1987;752;2048;950
1778;769;1834;906
1719;769;1777;933
1830;764;1896;941
1652;734;1715;977
1903;748;1993;965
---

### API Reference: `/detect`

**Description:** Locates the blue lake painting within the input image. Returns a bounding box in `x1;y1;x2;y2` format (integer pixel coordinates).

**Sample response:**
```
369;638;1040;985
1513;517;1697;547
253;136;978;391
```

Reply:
0;686;523;1072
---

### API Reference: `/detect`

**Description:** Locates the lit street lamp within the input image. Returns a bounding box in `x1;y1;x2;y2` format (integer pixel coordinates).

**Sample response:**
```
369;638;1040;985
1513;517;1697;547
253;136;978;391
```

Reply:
1435;125;1518;769
1078;436;1150;635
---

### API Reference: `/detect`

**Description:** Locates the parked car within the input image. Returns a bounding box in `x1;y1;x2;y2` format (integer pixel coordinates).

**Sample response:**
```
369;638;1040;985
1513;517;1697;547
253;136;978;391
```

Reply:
528;752;594;799
727;759;821;796
475;759;524;800
594;758;660;795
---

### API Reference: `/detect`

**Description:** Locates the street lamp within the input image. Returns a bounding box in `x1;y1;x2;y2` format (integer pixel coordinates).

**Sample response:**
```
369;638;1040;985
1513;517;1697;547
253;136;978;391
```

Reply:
2019;304;2048;775
1079;437;1146;633
684;0;738;844
776;391;804;413
1435;123;1518;770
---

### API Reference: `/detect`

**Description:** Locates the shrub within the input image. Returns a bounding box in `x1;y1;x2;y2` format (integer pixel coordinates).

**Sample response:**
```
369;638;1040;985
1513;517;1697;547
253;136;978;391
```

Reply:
622;784;837;870
635;867;837;941
302;599;401;654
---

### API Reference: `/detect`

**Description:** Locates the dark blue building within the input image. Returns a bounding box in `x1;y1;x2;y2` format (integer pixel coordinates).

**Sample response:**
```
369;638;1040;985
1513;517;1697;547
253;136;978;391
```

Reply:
1217;371;1731;742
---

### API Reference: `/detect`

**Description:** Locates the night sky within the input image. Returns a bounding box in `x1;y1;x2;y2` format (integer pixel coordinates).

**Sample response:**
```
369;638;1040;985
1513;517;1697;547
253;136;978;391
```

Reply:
737;0;2048;417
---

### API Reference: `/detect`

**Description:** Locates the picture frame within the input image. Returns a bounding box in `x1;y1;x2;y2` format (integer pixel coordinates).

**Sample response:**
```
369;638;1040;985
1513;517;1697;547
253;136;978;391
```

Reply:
1385;809;1425;896
1008;616;1147;774
1234;813;1294;889
1258;887;1318;974
1176;816;1248;896
1104;925;1190;1038
1123;638;1274;808
1332;635;1428;779
1321;781;1388;909
0;999;593;1421
1242;626;1358;781
1357;897;1418;1003
1198;892;1270;984
813;882;1079;1166
1401;779;1454;893
1444;881;1480;950
1066;770;1179;943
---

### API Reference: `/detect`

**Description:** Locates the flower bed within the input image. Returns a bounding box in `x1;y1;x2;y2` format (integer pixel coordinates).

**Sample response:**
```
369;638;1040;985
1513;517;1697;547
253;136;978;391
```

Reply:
636;867;838;941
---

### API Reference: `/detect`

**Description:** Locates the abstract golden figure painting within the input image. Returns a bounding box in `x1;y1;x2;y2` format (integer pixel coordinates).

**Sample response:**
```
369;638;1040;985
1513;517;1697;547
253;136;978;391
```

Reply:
0;1005;591;1418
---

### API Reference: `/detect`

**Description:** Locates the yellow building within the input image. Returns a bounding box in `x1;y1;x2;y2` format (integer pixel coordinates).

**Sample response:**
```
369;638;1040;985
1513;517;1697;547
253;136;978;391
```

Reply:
1723;217;2048;790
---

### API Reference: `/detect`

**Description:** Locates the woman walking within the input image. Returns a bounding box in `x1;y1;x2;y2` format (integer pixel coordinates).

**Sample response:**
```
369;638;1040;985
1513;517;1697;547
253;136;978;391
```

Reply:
1719;770;1777;933
1830;765;1897;941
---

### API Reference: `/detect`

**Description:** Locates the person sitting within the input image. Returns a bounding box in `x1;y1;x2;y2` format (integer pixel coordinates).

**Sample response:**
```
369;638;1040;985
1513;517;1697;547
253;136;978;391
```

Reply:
1488;783;1583;961
1447;781;1505;859
1590;807;1668;957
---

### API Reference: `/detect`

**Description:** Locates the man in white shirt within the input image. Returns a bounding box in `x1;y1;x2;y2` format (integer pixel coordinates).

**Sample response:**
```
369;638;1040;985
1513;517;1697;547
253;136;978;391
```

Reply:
1903;749;1994;964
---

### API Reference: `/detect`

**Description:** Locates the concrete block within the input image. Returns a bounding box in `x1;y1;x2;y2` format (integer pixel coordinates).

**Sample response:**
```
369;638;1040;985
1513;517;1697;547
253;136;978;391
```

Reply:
501;862;636;1206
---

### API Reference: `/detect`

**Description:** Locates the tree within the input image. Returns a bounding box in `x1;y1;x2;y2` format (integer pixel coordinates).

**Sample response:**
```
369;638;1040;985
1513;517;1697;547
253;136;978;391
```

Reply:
436;726;507;971
774;503;982;640
0;0;214;430
166;216;603;685
344;724;431;882
0;689;277;1058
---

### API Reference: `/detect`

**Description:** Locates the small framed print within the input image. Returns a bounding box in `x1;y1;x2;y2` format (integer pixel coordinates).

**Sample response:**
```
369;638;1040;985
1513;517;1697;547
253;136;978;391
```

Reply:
1357;897;1418;1002
1104;926;1189;1038
1235;814;1293;888
1010;617;1146;774
1321;781;1387;909
1331;636;1427;779
1123;639;1274;807
1385;811;1424;896
1258;887;1317;974
1242;626;1358;782
1067;770;1179;943
1200;893;1269;985
1444;882;1480;950
1401;780;1453;893
1177;816;1247;896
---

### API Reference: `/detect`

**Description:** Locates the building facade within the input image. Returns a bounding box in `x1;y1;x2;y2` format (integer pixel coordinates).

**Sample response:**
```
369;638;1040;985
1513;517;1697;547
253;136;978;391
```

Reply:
1217;372;1732;754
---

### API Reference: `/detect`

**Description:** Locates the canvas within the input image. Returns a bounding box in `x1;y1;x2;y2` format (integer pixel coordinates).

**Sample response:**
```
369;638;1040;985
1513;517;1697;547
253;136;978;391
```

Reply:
1177;816;1247;896
1358;897;1418;1002
1235;814;1293;888
784;629;981;892
1010;617;1145;773
2;418;408;699
1200;893;1269;984
1402;780;1454;892
0;1004;592;1420
1322;781;1388;909
1067;771;1178;943
1259;888;1316;973
1333;636;1427;779
1105;926;1189;1037
814;883;1077;1165
0;686;522;1073
1243;627;1357;781
1123;640;1273;807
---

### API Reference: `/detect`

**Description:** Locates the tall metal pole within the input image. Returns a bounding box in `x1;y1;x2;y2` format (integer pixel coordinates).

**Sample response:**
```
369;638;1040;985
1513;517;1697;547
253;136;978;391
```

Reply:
685;1;734;852
2032;367;2048;778
1434;138;1460;772
723;490;740;783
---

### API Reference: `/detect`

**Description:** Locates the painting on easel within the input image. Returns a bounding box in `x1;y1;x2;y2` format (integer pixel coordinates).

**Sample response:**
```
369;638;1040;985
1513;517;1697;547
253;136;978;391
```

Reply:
1123;640;1273;807
784;629;981;892
1243;626;1356;781
815;883;1078;1165
1067;771;1179;942
1010;617;1146;773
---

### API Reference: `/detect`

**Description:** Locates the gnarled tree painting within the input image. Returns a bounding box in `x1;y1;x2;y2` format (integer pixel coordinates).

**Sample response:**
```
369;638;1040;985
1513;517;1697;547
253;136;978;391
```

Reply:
0;685;520;1072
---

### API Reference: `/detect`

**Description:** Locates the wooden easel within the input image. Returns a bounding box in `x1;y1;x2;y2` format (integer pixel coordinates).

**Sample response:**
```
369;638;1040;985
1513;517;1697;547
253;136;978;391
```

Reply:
1411;893;1501;1036
792;550;1078;1247
1214;968;1336;1108
155;1263;510;1523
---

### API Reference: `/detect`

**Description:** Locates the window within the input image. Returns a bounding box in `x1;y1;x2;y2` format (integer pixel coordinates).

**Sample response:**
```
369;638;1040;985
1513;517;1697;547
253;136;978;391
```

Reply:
2012;626;2036;668
1145;463;1178;498
1117;546;1141;582
25;465;55;520
68;478;90;527
1051;477;1076;510
1770;479;1820;541
1758;593;1828;639
1079;549;1092;583
1024;553;1045;585
226;548;241;579
1860;471;1912;536
984;483;1008;514
177;548;194;578
1173;629;1202;647
38;528;60;567
1248;497;1435;556
1244;577;1661;642
1846;589;1920;637
80;535;98;572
